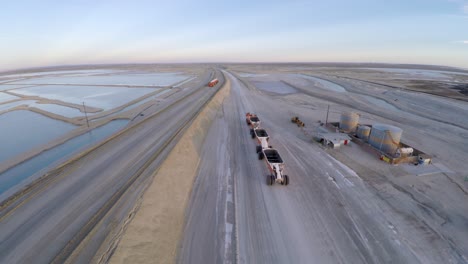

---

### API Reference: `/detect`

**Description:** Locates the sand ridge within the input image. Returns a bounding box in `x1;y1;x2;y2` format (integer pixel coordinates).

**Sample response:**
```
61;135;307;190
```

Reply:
108;77;230;264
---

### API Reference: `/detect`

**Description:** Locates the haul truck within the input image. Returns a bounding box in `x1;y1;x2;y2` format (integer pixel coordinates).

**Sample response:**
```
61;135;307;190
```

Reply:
251;128;271;152
245;113;261;128
258;148;289;186
245;113;289;186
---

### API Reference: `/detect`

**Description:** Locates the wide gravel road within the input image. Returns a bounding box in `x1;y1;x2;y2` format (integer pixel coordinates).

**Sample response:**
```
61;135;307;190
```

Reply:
178;71;431;264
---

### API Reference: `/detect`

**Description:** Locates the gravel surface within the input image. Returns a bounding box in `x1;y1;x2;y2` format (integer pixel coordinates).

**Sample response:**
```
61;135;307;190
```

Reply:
178;69;468;264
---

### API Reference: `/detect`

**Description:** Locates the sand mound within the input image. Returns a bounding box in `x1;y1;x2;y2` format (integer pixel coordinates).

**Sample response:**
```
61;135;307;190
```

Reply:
108;78;230;264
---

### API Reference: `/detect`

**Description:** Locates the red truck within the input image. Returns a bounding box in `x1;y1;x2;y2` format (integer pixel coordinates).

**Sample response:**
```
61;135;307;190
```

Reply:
208;79;219;87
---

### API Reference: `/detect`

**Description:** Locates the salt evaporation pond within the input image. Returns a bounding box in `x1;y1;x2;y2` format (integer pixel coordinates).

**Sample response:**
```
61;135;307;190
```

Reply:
0;92;19;103
0;84;36;91
10;72;192;86
0;110;76;164
298;74;347;93
360;95;400;111
0;119;128;195
11;85;156;111
0;100;36;112
361;68;468;78
0;69;120;79
0;100;86;118
33;104;84;118
253;81;297;94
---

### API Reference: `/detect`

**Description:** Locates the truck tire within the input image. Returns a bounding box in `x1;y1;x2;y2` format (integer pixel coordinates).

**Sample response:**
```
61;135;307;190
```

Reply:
267;175;272;185
256;145;262;153
258;152;264;160
270;175;275;185
284;175;289;186
251;132;255;139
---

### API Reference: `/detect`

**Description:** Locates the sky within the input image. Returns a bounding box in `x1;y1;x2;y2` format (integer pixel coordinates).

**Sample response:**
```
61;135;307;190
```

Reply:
0;0;467;71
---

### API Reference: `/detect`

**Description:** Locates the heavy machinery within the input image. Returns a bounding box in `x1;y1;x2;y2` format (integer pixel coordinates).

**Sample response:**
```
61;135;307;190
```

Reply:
258;148;289;185
251;128;270;151
208;78;219;87
291;116;305;127
245;113;289;186
246;112;261;128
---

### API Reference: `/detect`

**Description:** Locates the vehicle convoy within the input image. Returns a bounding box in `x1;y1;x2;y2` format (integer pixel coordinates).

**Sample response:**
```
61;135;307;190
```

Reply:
258;148;289;185
208;78;219;87
246;113;289;186
246;112;261;128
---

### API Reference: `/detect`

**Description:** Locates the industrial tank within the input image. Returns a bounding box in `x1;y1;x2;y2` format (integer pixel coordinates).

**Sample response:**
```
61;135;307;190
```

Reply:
357;125;371;141
368;124;403;154
340;112;359;132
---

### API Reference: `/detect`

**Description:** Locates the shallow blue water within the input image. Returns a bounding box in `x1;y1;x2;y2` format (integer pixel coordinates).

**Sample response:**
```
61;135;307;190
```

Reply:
0;119;128;194
0;110;76;163
10;72;190;86
298;74;347;93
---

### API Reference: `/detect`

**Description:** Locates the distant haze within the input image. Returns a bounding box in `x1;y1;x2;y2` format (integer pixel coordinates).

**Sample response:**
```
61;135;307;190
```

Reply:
1;0;468;70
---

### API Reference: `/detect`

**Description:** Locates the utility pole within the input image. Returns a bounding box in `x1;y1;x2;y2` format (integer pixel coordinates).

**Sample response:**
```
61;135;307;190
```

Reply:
325;105;330;125
83;102;90;128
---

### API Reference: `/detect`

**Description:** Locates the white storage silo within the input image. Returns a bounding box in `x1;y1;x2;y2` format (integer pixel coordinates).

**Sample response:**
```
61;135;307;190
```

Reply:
340;112;359;133
357;125;371;141
368;124;402;154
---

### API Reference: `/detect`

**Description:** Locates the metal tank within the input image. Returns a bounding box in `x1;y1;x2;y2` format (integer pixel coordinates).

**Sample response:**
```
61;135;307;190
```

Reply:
340;112;359;133
368;124;403;154
356;125;371;141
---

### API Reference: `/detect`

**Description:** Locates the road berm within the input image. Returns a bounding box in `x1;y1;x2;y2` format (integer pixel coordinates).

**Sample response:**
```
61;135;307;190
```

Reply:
109;77;231;264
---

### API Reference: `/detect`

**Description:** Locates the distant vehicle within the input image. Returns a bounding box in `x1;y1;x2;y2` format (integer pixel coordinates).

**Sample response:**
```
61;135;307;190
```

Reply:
208;78;219;87
258;148;289;186
245;112;261;128
291;116;305;127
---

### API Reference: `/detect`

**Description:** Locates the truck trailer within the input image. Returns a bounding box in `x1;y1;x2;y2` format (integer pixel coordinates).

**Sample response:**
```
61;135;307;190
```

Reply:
245;112;261;129
251;128;271;152
258;148;289;186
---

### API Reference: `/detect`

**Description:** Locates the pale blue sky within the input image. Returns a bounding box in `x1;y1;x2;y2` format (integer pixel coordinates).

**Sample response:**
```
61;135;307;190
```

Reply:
0;0;467;70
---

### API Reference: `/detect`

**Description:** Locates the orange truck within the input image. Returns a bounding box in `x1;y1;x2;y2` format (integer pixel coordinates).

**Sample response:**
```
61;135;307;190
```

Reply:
208;78;219;87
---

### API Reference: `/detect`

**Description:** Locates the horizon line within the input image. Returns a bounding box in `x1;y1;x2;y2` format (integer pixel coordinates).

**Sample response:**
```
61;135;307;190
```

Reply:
1;61;467;75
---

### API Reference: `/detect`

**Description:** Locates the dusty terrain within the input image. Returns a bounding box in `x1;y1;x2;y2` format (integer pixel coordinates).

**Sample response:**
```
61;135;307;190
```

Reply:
175;65;468;263
1;63;467;264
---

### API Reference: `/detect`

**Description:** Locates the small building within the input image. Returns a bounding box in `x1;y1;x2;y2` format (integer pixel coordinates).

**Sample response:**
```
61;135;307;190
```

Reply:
314;132;351;149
